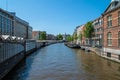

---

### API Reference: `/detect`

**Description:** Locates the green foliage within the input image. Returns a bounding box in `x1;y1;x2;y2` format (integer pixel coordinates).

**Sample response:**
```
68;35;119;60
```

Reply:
78;33;82;40
39;31;46;40
66;35;73;42
73;32;78;40
56;34;63;40
84;22;94;38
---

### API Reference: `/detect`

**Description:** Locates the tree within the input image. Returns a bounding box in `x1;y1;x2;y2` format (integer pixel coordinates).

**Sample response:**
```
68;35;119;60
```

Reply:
78;33;82;42
56;34;63;40
73;32;78;40
66;35;73;42
72;32;78;44
83;21;94;45
39;31;46;40
84;22;94;38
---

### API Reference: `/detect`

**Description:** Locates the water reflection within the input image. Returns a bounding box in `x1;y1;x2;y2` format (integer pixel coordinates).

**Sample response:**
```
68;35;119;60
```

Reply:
2;43;120;80
74;49;120;80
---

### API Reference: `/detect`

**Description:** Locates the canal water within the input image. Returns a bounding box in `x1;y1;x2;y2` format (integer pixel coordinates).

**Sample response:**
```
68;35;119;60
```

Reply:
2;43;120;80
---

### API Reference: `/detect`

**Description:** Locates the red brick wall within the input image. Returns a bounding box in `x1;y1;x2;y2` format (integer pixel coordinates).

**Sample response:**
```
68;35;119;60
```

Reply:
104;9;120;29
103;8;120;50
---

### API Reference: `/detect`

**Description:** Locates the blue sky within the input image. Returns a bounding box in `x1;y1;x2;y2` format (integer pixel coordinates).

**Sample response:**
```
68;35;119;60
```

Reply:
0;0;111;35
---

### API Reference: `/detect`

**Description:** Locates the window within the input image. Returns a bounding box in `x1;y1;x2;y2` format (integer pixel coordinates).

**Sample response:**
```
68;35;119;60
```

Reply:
107;32;112;46
118;11;120;25
111;3;115;9
107;52;111;57
107;15;112;27
99;34;102;39
118;31;120;47
99;19;102;25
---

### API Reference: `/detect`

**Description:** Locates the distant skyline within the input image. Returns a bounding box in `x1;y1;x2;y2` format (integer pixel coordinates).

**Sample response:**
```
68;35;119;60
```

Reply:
0;0;111;35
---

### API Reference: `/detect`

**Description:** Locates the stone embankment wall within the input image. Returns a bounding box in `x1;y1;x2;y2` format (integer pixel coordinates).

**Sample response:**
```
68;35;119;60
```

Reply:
81;46;120;63
0;40;59;80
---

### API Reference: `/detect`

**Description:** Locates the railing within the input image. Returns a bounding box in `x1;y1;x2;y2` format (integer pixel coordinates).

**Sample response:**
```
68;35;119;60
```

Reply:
0;42;24;63
25;40;36;52
0;35;25;63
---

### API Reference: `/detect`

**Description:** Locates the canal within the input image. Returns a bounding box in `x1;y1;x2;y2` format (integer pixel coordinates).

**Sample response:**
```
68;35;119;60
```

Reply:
2;43;120;80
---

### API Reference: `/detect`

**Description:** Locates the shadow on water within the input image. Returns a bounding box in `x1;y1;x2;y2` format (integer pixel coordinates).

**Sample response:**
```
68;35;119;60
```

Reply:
2;49;42;80
2;43;120;80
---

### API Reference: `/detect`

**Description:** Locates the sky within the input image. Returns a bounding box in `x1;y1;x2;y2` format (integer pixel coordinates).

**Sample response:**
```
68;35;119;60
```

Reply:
0;0;111;35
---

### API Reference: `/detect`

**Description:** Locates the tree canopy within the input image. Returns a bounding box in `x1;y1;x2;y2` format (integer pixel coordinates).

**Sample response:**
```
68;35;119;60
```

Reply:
39;31;46;40
66;35;73;42
78;33;82;41
56;34;63;40
73;32;78;40
84;22;94;38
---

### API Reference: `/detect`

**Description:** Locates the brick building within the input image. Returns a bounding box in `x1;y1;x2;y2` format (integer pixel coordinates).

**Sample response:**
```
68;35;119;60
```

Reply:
103;0;120;58
32;31;40;40
46;34;56;40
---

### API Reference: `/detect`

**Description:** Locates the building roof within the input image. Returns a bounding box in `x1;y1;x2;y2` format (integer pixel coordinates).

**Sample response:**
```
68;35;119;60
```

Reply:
104;0;120;14
0;8;14;18
9;12;30;27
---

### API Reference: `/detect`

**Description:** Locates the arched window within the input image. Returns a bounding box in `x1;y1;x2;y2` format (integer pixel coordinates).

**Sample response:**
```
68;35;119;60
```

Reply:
107;32;112;46
118;31;120;47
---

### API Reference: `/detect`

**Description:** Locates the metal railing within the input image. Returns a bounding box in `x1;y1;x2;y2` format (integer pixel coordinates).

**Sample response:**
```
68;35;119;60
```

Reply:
0;35;25;63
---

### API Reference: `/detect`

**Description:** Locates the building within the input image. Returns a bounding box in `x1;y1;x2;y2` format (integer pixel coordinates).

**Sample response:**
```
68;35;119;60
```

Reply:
14;16;28;39
10;12;32;39
92;17;103;47
62;33;70;41
11;13;28;39
62;34;66;41
75;25;86;45
80;25;86;45
102;0;120;58
0;8;14;36
27;26;33;39
76;25;85;44
73;26;80;43
32;31;40;40
76;26;81;44
0;8;32;79
46;34;56;40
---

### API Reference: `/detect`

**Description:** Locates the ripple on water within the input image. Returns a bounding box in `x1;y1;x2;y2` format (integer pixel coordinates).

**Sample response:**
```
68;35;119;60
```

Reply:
2;43;120;80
